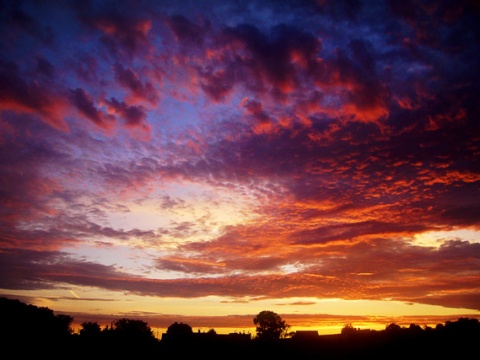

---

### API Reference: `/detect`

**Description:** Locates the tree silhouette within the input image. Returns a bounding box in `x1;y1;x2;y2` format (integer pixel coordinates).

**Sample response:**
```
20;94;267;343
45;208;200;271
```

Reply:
341;323;357;335
54;313;74;336
109;318;155;341
385;322;402;333
94;318;158;357
162;322;193;344
445;317;480;334
253;310;290;341
80;321;102;337
0;297;73;339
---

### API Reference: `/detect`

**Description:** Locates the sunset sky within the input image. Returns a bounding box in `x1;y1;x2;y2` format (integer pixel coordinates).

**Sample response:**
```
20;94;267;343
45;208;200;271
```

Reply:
1;0;479;336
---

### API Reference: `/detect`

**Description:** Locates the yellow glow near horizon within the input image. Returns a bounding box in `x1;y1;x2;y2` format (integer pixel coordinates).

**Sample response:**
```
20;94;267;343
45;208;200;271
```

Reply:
3;288;479;321
4;286;479;338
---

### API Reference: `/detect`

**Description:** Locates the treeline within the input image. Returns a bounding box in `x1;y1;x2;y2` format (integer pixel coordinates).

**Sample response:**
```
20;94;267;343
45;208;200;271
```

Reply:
1;297;479;359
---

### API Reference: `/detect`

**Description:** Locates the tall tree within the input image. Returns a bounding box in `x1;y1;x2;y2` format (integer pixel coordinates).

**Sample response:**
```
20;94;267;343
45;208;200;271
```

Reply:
253;310;290;341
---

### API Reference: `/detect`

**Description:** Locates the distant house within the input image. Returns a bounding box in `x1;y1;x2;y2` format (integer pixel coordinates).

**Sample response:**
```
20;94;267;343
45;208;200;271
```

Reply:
161;323;250;345
191;330;250;343
220;332;251;343
293;330;319;340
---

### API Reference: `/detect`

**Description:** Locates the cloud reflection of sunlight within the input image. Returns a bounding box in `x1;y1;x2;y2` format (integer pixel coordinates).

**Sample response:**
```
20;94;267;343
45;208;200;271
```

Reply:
412;229;480;248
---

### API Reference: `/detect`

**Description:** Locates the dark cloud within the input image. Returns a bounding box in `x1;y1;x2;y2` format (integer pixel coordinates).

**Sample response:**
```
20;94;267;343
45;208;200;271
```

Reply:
0;61;49;109
199;67;236;102
222;23;323;99
0;249;61;290
241;98;273;133
388;0;480;49
295;0;364;21
1;3;55;45
67;54;99;84
0;61;67;130
73;0;151;58
68;88;112;128
290;221;428;245
106;97;148;127
35;55;55;78
166;14;209;45
113;63;159;103
0;115;68;230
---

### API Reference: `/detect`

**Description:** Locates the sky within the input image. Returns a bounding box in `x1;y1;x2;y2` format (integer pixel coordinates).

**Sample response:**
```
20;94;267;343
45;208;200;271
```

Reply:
1;0;479;336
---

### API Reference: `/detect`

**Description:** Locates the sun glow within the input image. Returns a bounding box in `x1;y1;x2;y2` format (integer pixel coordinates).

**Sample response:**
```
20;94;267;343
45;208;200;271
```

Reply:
412;229;480;248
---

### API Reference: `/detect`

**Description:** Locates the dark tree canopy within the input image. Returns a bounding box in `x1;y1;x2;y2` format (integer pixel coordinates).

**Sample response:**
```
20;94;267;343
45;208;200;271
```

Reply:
0;297;73;338
385;323;402;333
80;321;102;337
109;318;155;340
253;310;290;341
341;323;357;335
163;322;194;344
166;321;193;336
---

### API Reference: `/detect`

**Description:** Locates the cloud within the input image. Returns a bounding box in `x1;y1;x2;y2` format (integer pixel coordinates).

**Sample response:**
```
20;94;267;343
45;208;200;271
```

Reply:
67;54;99;84
166;14;208;45
199;67;236;102
35;55;55;79
172;19;392;124
388;0;480;51
2;4;54;45
241;98;275;134
113;64;159;104
2;237;479;311
222;23;323;99
73;1;151;58
0;62;68;131
68;88;113;129
0;115;67;231
105;97;150;135
276;301;317;306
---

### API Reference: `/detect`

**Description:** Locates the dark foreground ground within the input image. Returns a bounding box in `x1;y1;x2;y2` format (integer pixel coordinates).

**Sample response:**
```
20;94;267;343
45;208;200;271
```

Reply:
3;329;478;360
1;297;478;359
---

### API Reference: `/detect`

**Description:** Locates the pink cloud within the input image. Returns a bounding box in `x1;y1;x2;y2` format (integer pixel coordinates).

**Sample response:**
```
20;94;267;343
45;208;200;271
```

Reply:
68;88;114;130
74;3;152;57
241;98;277;134
200;68;235;102
0;62;69;131
113;64;159;104
222;24;323;99
2;238;479;310
105;97;151;137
